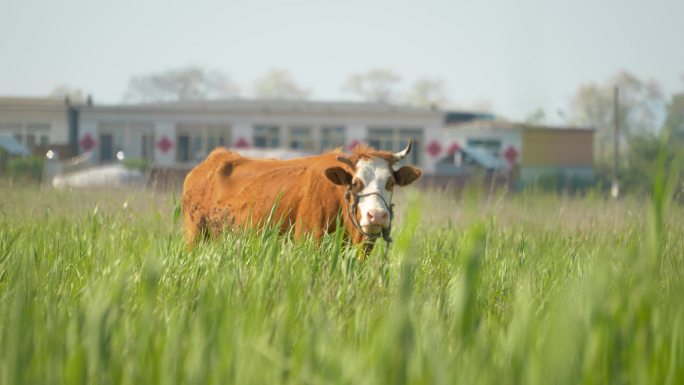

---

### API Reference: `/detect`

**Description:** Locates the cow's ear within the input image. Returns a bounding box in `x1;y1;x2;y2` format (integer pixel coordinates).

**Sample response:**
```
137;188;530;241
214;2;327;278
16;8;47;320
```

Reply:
324;167;353;186
394;166;422;186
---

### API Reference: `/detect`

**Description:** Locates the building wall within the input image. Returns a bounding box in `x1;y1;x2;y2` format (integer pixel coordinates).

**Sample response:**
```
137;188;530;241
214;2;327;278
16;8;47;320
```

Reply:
440;124;595;186
0;100;70;152
519;128;595;185
78;103;443;173
521;128;594;167
442;127;522;162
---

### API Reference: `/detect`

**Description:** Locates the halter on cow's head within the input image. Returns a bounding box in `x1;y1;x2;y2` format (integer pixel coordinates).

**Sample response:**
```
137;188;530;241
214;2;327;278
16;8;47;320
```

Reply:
324;141;422;243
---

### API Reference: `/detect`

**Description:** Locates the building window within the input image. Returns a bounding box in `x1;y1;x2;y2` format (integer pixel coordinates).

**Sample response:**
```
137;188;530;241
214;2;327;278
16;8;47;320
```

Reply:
207;136;219;151
254;125;280;148
100;134;114;162
177;135;190;162
288;126;313;150
367;127;423;165
467;139;501;156
0;122;20;134
99;123;153;162
26;123;50;150
25;134;36;149
0;123;50;151
142;135;153;162
192;136;203;157
176;124;231;163
206;126;231;151
321;126;345;150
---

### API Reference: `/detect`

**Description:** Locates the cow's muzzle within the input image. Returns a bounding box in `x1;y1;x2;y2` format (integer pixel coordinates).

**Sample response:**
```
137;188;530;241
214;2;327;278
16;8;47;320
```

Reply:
345;190;395;243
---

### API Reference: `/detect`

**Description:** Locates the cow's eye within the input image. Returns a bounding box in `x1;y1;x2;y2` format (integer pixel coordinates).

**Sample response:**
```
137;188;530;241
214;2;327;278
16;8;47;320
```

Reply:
352;179;363;191
386;178;395;191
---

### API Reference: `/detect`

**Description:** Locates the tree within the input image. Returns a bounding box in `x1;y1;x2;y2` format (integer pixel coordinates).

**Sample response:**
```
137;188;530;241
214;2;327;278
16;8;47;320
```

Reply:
662;92;684;144
574;73;683;195
251;69;311;100
621;132;662;193
568;70;665;160
123;66;239;103
524;107;547;124
342;68;401;103
403;79;448;108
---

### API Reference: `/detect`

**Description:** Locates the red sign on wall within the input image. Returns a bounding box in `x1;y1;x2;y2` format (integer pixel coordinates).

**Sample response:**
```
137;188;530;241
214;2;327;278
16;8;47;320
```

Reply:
79;133;96;152
503;145;519;165
348;139;361;150
234;137;249;148
426;140;442;158
447;142;461;155
156;136;173;154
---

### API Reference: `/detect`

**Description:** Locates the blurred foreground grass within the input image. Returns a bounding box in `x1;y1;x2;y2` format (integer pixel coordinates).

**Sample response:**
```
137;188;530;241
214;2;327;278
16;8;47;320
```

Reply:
0;186;682;384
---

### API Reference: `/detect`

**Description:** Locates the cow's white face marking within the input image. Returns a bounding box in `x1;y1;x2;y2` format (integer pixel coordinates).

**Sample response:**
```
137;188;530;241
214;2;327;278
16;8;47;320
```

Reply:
354;158;394;234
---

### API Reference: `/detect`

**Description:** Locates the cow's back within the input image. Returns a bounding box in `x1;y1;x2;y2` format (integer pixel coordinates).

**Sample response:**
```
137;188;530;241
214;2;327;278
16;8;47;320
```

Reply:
182;148;346;244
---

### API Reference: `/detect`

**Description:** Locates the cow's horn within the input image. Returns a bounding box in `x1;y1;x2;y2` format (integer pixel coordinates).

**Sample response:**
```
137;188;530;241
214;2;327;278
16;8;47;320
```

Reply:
336;156;355;168
393;140;412;161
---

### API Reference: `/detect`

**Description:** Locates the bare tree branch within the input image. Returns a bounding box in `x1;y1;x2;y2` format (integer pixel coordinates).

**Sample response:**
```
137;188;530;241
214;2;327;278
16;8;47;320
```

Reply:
251;69;311;100
403;79;447;107
123;66;240;103
342;68;402;103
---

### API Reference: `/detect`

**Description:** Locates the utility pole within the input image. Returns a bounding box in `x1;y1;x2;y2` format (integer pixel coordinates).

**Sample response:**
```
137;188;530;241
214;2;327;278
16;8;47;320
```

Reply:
611;86;620;198
65;97;79;158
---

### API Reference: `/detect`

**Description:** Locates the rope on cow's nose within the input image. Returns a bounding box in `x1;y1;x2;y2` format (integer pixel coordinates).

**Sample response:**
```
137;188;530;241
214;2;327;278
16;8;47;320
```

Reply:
344;188;394;249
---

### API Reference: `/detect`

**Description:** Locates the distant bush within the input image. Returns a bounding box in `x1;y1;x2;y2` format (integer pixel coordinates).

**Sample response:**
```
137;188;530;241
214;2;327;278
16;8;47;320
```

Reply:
539;172;594;191
594;132;684;196
123;158;150;172
6;156;44;183
0;148;7;176
526;171;595;194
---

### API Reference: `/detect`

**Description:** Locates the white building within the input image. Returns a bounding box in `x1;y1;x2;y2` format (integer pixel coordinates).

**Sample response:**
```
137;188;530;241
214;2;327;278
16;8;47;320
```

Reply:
442;119;522;163
442;118;594;185
77;99;445;174
1;96;595;186
0;97;75;155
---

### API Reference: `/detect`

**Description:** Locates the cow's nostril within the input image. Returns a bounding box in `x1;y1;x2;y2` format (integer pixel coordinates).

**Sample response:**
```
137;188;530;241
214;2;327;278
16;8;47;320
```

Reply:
366;210;388;224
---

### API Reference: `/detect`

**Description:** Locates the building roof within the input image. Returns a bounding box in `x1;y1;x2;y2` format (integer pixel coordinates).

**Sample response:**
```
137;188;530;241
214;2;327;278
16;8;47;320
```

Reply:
83;99;445;118
445;119;595;133
461;147;510;170
0;96;89;111
445;111;496;124
0;132;30;156
446;119;516;130
521;123;595;133
436;146;510;172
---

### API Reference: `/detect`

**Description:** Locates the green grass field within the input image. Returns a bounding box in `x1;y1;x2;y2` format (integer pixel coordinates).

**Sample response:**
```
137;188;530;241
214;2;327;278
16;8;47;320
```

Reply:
0;184;683;385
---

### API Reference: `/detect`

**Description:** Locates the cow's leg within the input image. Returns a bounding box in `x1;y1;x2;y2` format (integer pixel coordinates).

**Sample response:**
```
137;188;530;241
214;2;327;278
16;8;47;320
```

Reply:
184;222;198;245
183;207;201;245
185;216;211;245
182;197;197;245
182;197;210;246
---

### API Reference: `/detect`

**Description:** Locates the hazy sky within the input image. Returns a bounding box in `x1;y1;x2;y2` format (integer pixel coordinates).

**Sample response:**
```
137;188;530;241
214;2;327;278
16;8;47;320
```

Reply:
1;0;683;122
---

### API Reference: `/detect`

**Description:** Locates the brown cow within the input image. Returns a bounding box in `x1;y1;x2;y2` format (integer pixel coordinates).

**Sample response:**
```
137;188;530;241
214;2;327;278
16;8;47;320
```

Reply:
182;141;421;251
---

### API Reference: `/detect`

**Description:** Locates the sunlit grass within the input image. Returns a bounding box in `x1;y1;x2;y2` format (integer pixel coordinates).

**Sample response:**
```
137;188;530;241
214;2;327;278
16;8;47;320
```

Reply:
0;185;682;384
